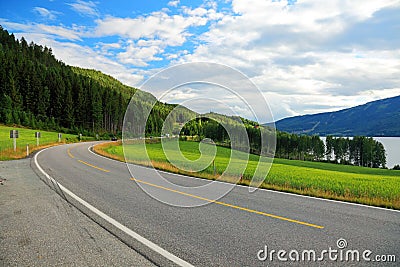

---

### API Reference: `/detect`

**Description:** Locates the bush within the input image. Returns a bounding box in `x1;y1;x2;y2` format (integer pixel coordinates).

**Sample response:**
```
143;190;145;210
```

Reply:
393;165;400;170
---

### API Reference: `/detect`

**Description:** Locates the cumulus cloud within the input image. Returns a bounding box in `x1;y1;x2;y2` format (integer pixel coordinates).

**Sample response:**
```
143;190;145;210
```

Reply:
92;8;216;46
117;42;164;67
176;0;400;121
90;5;223;67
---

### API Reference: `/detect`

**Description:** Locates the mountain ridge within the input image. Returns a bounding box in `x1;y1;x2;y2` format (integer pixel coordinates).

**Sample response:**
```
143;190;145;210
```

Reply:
274;95;400;137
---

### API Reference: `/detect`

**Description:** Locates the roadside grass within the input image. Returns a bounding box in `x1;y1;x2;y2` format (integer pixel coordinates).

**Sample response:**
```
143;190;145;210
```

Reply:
94;140;400;209
0;125;93;160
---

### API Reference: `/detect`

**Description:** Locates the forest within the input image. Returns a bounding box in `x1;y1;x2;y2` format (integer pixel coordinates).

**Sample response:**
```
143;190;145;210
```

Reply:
0;26;387;168
0;26;183;137
0;26;125;135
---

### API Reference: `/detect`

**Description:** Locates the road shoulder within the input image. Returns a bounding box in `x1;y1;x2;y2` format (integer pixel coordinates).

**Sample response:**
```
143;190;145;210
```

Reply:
0;158;155;266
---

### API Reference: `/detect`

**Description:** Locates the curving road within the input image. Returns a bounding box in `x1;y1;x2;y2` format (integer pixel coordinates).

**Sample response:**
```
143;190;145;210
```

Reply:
34;142;399;266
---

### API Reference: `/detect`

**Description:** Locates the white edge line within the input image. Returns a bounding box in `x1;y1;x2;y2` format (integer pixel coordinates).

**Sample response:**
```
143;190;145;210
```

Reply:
34;147;194;267
88;143;400;214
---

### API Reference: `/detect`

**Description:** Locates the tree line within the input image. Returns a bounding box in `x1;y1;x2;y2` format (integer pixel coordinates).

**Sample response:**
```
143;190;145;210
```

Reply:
276;131;325;161
277;133;386;168
326;136;386;168
181;118;387;168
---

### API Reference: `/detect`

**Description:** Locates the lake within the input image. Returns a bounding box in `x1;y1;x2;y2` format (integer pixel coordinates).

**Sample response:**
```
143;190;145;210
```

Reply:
320;137;400;169
374;137;400;169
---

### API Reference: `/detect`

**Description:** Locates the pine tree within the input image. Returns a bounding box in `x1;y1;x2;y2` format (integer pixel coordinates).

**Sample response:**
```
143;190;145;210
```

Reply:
0;94;13;124
63;88;74;128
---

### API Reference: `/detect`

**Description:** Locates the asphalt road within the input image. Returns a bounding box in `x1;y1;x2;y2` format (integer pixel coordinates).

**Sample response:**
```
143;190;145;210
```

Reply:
0;158;156;267
34;141;400;266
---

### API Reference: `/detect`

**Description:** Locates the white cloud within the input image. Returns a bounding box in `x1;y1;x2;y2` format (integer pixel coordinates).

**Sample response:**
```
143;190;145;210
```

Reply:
168;0;180;8
98;42;121;50
92;10;210;47
0;20;82;40
95;41;121;56
33;7;61;20
67;0;99;17
230;0;399;33
164;50;188;60
117;42;164;67
37;24;82;40
90;5;224;67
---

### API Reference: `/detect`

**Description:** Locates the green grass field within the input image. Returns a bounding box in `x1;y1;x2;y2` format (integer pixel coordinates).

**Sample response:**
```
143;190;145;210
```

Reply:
0;125;93;160
95;139;400;209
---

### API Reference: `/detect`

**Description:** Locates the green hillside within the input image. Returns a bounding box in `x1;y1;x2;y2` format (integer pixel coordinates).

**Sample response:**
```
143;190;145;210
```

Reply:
71;67;138;98
0;26;193;137
275;95;400;136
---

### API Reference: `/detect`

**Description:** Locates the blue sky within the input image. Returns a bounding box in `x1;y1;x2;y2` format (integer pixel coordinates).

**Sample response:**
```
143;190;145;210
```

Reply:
1;0;400;122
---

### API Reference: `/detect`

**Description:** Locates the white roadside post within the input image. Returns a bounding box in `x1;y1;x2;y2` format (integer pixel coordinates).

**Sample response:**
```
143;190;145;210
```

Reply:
35;132;41;146
58;133;62;142
10;130;18;152
26;144;29;156
213;159;216;176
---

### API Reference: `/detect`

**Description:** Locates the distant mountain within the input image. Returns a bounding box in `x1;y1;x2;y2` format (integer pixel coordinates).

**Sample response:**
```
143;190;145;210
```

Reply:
275;95;400;137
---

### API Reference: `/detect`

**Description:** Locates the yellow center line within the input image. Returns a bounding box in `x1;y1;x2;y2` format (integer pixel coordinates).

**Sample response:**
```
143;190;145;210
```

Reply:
130;178;324;229
67;147;110;173
67;148;75;159
78;160;110;173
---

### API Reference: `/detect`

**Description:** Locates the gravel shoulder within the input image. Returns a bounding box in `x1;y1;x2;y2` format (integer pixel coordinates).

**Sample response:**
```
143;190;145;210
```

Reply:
0;158;156;267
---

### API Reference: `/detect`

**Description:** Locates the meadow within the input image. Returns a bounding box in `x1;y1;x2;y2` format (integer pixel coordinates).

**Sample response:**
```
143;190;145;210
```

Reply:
0;125;93;160
94;139;400;209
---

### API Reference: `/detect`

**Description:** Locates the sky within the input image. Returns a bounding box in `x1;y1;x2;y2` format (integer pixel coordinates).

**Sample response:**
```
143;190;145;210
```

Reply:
1;0;399;122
